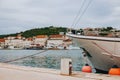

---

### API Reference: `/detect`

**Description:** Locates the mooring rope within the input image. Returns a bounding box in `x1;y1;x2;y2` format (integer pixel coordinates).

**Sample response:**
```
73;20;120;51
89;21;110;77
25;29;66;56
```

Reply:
4;50;48;63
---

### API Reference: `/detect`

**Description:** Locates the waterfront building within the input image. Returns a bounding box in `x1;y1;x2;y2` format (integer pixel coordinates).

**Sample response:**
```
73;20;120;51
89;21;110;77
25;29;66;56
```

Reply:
5;37;23;49
4;34;24;49
16;34;22;39
33;35;48;47
22;38;33;49
6;36;16;40
83;28;99;36
47;35;64;48
0;38;5;48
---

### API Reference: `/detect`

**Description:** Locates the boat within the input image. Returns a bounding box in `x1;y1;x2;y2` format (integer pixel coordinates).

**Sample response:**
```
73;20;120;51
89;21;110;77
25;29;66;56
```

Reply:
25;46;44;50
0;47;2;49
8;45;23;50
66;33;120;73
24;44;44;50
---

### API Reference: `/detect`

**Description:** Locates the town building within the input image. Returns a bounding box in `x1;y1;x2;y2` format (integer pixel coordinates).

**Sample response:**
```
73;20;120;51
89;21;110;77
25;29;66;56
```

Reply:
33;35;48;47
5;36;24;49
0;38;5;49
23;38;33;49
47;35;64;49
83;28;99;36
1;33;72;49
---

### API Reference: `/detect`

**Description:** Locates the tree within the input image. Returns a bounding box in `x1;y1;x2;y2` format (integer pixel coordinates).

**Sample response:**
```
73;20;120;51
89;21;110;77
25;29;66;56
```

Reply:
101;27;113;32
0;26;67;38
106;27;113;31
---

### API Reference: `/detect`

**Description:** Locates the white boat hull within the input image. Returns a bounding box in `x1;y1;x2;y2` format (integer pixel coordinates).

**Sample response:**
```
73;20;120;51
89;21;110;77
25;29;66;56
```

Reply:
66;33;120;73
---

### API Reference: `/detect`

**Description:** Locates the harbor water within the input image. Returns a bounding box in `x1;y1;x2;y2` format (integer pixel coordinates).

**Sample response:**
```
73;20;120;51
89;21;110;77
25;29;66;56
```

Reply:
0;50;93;71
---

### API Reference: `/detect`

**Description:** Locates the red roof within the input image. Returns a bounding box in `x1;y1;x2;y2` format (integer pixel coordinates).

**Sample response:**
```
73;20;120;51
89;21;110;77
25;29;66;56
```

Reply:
107;33;114;37
36;35;47;38
27;38;33;41
49;35;63;38
0;39;5;42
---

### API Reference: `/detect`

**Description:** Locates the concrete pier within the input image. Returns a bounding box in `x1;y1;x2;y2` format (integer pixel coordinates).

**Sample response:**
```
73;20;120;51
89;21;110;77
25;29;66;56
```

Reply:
0;63;120;80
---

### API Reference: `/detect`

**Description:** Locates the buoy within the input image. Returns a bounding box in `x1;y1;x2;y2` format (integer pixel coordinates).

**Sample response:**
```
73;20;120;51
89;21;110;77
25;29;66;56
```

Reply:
82;64;92;73
109;65;120;75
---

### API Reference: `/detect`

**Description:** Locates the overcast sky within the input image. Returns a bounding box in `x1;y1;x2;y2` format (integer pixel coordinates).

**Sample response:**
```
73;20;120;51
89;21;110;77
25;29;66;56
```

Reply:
0;0;120;35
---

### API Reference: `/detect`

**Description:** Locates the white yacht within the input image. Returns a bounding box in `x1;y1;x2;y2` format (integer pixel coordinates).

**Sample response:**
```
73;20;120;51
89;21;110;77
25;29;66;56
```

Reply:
66;33;120;73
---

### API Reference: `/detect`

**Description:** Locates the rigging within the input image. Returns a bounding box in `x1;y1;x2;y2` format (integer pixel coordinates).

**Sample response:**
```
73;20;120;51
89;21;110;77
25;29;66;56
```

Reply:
4;50;48;63
71;0;93;29
71;0;87;27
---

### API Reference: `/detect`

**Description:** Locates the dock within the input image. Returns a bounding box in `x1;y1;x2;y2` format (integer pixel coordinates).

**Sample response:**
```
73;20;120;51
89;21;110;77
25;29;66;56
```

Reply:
0;63;120;80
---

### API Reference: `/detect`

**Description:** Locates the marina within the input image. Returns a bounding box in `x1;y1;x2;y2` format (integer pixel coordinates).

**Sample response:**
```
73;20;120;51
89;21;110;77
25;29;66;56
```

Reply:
0;0;120;79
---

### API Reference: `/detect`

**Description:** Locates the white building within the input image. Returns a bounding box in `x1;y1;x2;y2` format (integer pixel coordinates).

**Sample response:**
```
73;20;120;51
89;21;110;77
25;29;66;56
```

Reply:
33;35;48;47
5;34;24;49
22;38;33;48
5;38;23;48
4;34;49;49
0;38;5;48
47;35;64;48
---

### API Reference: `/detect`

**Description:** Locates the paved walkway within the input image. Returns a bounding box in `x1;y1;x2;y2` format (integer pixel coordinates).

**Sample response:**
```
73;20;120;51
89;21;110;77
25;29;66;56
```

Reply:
0;63;119;80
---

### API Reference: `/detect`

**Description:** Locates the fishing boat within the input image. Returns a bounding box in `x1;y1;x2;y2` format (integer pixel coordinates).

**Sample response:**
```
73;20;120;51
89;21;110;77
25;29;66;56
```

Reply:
66;32;120;73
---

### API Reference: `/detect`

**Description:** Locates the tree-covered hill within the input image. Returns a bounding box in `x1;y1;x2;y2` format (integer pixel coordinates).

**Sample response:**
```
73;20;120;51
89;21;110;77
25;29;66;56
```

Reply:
0;26;67;38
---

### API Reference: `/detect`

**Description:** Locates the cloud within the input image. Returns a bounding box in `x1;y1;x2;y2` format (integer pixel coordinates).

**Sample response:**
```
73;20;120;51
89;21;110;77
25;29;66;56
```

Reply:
74;0;120;28
0;0;120;34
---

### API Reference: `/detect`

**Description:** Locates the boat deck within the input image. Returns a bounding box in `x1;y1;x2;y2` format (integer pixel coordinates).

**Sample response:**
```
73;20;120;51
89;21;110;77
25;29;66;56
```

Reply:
0;63;119;80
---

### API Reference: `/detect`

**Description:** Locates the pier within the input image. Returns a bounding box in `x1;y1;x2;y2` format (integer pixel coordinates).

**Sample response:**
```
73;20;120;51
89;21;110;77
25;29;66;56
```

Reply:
0;63;120;80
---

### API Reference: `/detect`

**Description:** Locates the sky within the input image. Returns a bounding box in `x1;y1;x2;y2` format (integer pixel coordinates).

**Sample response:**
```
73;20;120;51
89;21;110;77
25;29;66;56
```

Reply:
0;0;120;35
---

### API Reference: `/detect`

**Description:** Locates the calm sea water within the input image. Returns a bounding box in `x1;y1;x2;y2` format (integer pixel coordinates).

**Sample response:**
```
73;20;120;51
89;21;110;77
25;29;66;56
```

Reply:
0;50;89;71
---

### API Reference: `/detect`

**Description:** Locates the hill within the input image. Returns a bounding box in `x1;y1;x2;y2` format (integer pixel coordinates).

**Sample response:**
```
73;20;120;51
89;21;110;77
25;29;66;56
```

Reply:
0;26;67;38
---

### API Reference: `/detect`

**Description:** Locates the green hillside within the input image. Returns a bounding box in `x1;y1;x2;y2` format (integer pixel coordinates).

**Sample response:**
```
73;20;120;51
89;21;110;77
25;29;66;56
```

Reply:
0;26;67;38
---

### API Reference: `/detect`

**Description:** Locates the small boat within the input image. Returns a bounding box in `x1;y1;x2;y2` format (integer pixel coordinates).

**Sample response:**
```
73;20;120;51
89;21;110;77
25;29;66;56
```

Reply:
0;47;3;49
8;46;23;50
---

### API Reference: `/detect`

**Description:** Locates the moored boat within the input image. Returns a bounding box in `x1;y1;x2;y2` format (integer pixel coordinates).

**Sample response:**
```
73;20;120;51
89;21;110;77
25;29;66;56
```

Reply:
8;45;23;50
66;33;120;73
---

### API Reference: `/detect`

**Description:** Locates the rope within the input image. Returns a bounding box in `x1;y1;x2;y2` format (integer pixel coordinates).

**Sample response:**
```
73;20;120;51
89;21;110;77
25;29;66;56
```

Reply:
74;0;93;28
4;50;48;63
71;0;87;27
69;0;93;31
